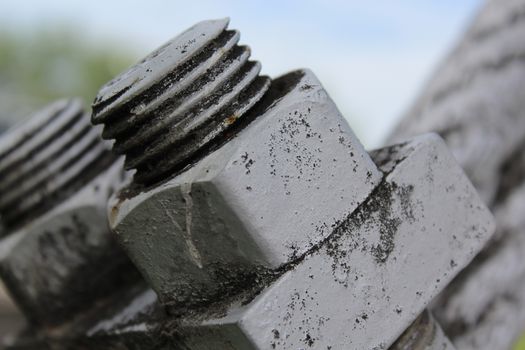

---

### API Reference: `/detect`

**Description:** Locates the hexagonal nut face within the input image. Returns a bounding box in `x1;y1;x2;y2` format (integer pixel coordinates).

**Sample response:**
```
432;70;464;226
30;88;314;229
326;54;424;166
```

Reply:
0;161;136;325
110;70;382;310
170;134;494;350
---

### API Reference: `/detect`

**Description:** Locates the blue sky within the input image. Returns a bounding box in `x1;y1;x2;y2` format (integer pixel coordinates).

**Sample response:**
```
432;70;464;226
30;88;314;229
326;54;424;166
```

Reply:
0;0;482;147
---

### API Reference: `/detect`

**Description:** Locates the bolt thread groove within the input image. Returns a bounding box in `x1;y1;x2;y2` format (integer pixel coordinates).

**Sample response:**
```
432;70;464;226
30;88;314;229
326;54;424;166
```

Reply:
0;99;116;231
91;19;271;186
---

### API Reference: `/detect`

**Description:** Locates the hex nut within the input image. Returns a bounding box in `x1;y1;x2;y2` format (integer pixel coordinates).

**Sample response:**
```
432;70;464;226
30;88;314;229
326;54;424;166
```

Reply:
109;69;382;310
168;134;494;349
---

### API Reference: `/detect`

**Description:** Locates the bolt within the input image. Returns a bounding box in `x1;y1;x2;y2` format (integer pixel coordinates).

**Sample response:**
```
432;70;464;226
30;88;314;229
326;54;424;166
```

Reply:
92;18;271;186
0;99;140;326
0;18;495;350
0;99;114;230
92;19;382;313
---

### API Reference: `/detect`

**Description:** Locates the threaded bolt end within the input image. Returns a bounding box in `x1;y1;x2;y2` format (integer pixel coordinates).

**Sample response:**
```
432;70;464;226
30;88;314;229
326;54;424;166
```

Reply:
91;18;271;186
0;99;116;231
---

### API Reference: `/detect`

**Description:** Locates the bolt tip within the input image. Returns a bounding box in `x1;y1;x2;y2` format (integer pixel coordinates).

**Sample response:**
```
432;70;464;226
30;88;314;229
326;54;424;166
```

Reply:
0;99;117;231
91;18;271;188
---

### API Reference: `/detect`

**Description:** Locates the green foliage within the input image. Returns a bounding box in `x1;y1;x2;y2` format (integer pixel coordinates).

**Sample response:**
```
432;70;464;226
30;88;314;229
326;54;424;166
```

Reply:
0;26;137;106
515;333;525;350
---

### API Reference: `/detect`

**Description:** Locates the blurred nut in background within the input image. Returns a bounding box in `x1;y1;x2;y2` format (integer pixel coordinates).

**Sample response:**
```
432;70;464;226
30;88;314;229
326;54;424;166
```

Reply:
0;99;139;327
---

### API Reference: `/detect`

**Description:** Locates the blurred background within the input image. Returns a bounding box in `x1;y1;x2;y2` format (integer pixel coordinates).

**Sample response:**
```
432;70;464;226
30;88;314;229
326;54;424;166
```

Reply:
0;0;482;146
0;0;483;341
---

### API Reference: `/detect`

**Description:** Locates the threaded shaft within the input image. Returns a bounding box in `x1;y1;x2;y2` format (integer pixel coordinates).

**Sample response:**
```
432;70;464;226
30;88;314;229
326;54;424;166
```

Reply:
91;18;271;186
0;99;116;231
